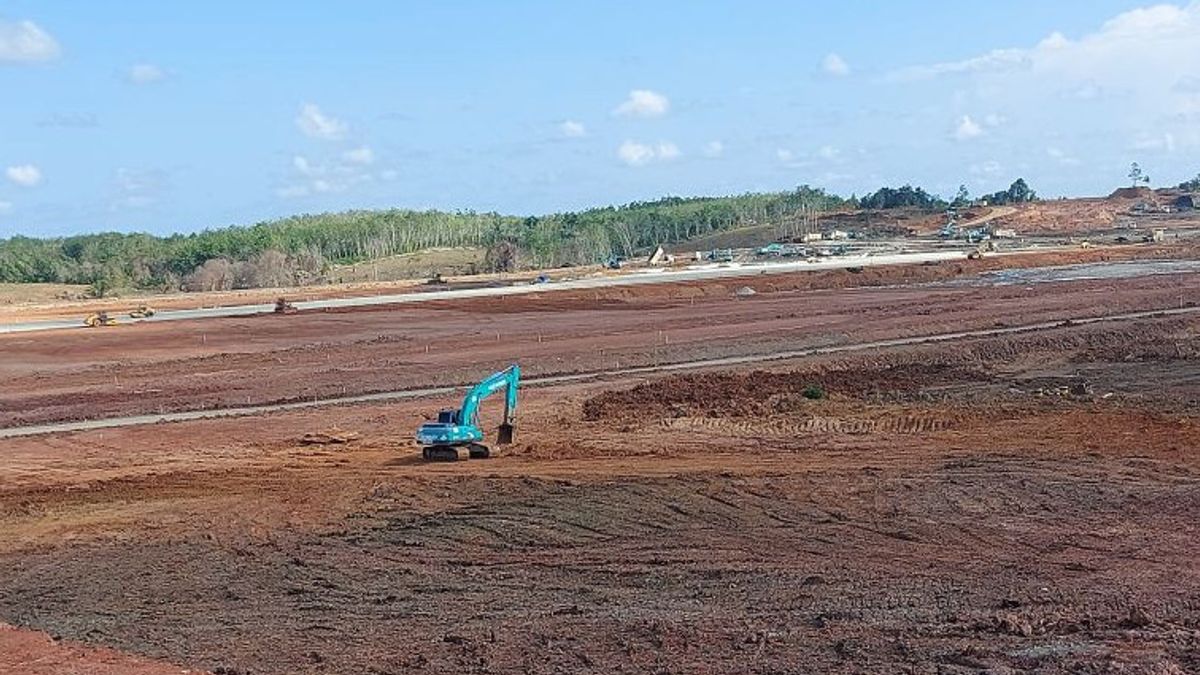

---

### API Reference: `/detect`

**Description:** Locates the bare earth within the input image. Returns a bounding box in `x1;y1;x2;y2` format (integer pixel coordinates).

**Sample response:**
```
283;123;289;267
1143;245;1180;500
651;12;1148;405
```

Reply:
1;242;1198;673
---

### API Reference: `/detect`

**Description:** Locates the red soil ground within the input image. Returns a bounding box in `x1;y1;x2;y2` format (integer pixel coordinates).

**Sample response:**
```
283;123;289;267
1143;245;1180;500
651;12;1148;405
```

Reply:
1;252;1198;673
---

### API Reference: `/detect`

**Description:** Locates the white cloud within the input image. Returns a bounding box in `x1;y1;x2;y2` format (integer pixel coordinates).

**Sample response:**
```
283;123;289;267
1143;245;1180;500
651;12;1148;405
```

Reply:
776;148;795;162
969;160;1003;176
342;146;375;165
1047;147;1082;166
613;89;670;117
111;168;168;210
127;63;166;84
37;112;98;129
560;120;587;137
276;185;310;199
279;149;383;198
296;103;347;140
0;20;60;63
703;140;724;157
655;141;680;160
821;53;850;77
5;164;42;187
954;115;984;140
1046;144;1084;164
0;201;11;215
1132;132;1177;152
617;141;654;166
617;140;680;166
892;4;1200;86
817;145;840;160
293;155;316;175
891;48;1028;81
983;113;1006;127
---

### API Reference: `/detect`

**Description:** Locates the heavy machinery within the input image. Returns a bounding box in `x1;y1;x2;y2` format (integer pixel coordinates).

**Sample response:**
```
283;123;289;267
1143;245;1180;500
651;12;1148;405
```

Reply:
83;311;118;328
967;240;996;260
415;365;519;461
129;305;156;319
274;297;298;314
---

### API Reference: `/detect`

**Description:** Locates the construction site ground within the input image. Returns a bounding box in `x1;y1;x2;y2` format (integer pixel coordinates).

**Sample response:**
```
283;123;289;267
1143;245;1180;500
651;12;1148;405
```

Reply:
1;243;1199;673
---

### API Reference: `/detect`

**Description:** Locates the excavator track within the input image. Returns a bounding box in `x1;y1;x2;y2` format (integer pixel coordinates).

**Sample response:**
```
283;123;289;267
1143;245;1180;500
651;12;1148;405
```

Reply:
421;444;491;461
423;445;461;462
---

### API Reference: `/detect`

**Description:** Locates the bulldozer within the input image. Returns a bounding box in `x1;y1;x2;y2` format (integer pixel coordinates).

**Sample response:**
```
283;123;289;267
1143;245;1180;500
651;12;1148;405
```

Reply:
129;304;156;319
967;240;996;260
83;311;118;328
415;364;519;461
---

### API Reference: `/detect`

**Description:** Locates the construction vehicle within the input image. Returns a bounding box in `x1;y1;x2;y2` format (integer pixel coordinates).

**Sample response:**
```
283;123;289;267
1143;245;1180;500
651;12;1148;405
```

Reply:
129;305;156;319
967;240;996;260
415;365;519;461
83;311;118;328
274;297;298;314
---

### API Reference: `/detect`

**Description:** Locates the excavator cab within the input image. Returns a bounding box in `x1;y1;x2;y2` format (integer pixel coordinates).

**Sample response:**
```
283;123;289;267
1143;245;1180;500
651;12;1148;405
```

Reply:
436;409;458;424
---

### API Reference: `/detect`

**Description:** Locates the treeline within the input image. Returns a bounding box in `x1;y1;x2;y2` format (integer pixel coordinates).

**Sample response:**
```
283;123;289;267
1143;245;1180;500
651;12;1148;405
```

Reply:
0;186;847;292
0;179;1041;293
856;185;944;210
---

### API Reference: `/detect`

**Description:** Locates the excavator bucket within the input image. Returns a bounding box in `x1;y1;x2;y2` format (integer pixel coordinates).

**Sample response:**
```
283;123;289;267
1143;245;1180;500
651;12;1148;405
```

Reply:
497;423;514;445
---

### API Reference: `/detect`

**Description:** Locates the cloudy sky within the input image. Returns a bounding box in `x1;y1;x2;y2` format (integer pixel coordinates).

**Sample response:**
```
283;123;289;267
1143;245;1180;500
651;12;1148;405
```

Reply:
1;1;1199;236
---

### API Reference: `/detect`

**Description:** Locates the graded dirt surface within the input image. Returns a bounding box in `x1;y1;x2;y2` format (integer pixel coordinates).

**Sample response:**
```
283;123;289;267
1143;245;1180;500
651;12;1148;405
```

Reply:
1;248;1198;673
0;244;1195;429
0;622;202;674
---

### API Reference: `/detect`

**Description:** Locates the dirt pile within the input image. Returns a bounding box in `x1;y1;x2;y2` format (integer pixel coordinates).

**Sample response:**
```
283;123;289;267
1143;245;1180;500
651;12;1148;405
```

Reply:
581;363;991;421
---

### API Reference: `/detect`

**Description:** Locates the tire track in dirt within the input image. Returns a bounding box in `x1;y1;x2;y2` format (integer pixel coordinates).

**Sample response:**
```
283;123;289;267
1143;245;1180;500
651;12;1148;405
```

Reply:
660;414;957;436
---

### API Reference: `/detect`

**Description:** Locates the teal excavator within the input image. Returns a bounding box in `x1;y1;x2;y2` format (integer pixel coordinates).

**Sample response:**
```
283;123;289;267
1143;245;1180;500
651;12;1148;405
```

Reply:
415;364;519;461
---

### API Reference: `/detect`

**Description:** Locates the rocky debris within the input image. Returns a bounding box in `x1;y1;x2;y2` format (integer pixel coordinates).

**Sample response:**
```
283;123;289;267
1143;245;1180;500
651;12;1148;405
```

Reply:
300;429;361;445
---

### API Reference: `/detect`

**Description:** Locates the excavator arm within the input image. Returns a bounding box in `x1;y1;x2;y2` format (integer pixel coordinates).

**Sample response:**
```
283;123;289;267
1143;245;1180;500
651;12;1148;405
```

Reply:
458;365;518;424
458;364;519;444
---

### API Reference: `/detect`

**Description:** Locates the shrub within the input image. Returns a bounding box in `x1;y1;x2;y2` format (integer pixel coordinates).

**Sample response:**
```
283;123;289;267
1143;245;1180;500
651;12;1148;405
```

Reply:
802;384;826;400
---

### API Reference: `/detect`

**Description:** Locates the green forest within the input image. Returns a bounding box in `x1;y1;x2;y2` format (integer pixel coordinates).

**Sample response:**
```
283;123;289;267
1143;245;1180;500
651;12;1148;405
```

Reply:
0;180;1034;294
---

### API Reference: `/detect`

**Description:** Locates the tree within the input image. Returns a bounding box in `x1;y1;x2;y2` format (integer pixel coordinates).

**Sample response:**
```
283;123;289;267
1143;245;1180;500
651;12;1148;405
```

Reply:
484;240;518;273
1128;162;1150;188
1005;178;1036;203
984;179;1037;205
859;184;944;210
1178;173;1200;191
952;185;970;207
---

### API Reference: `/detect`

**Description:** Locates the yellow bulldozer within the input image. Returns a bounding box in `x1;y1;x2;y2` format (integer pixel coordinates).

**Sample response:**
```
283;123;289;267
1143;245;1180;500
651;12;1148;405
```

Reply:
967;240;996;260
129;305;156;319
83;311;118;328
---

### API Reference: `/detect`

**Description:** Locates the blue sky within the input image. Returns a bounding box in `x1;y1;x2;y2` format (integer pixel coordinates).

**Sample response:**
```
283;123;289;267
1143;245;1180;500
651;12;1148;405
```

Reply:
1;1;1198;237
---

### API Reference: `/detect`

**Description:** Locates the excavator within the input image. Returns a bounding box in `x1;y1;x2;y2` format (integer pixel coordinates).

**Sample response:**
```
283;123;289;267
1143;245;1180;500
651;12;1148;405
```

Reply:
415;364;519;461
